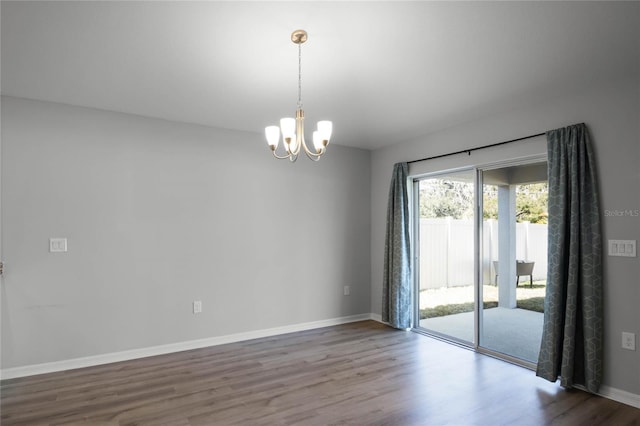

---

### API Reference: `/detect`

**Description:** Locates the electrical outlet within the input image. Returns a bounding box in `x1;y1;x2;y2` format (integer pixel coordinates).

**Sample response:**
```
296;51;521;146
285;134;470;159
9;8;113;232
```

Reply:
193;300;202;314
622;332;636;350
49;238;68;253
343;286;350;296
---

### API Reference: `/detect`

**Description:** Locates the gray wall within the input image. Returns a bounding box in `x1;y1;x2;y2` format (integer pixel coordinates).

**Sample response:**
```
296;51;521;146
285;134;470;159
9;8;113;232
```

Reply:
1;96;371;368
2;75;639;397
371;76;640;395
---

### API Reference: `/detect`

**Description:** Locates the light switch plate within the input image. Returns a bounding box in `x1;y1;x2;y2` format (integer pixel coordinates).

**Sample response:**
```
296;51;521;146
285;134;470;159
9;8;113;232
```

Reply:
49;238;68;253
608;240;636;257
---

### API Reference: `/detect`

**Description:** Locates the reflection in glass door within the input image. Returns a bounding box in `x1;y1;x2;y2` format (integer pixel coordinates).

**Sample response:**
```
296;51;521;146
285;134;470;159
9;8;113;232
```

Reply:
415;170;476;344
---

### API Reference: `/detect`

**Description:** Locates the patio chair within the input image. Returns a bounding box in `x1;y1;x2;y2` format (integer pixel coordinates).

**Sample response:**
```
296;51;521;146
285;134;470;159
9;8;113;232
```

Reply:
516;261;535;287
493;260;535;287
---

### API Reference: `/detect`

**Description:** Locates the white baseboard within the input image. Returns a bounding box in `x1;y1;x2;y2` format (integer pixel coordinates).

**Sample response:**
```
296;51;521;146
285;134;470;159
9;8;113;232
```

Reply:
598;385;640;409
1;313;374;380
5;313;637;412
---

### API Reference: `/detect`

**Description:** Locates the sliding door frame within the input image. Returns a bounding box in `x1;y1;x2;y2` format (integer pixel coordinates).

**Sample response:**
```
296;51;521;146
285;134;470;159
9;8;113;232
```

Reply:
411;154;548;369
411;166;478;348
475;155;547;369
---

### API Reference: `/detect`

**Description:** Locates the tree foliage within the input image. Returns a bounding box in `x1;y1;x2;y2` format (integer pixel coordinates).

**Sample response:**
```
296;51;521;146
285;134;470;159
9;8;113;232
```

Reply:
419;179;474;219
420;180;548;224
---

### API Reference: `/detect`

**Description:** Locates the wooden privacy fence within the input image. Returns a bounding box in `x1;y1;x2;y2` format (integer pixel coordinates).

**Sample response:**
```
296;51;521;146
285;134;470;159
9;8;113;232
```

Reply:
419;218;548;289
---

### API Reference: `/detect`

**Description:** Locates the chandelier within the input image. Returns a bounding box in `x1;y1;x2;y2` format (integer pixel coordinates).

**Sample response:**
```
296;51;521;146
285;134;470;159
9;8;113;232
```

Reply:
265;30;332;162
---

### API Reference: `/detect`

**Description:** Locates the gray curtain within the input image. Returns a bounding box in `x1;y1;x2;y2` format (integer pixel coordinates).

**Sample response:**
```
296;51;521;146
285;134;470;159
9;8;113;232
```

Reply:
536;123;603;393
382;162;412;329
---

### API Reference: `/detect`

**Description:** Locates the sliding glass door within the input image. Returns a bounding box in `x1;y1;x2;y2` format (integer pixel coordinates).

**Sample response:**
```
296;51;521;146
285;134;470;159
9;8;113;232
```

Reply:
415;169;476;344
414;160;548;365
479;163;548;363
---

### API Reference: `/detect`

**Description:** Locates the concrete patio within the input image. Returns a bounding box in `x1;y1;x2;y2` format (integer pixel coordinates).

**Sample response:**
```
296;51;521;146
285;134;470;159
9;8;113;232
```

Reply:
420;307;544;363
418;284;546;363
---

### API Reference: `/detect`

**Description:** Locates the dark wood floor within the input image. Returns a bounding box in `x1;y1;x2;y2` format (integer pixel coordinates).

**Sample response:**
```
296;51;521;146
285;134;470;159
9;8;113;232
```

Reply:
2;321;639;425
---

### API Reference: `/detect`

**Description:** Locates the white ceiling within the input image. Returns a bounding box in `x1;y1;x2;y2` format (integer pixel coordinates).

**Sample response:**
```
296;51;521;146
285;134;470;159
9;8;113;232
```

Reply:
2;1;638;150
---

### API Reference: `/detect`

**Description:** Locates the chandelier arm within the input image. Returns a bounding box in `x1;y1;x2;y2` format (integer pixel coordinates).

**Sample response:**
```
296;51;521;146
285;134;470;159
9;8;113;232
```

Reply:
303;149;322;162
292;108;305;156
301;140;323;160
271;149;294;160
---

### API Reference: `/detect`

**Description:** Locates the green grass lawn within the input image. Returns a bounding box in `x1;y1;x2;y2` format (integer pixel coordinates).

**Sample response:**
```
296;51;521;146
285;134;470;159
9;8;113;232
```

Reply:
516;297;545;312
420;291;545;320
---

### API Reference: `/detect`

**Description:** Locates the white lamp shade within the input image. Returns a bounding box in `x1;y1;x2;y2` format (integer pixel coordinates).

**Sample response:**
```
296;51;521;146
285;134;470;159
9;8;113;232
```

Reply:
317;121;332;142
265;126;280;148
280;118;296;140
313;131;323;152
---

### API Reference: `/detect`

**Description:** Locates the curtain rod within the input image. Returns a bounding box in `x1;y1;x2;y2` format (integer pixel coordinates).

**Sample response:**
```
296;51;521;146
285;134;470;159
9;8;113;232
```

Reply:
407;132;546;164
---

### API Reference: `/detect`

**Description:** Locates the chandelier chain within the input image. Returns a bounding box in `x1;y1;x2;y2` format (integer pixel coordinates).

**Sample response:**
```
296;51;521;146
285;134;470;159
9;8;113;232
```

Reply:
297;43;303;109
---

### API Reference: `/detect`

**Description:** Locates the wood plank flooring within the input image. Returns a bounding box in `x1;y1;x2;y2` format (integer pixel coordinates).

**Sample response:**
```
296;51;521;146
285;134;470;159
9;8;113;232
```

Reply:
2;320;639;425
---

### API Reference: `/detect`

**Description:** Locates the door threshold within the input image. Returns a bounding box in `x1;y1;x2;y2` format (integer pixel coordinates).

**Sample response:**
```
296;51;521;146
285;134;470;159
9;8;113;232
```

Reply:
412;327;537;371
